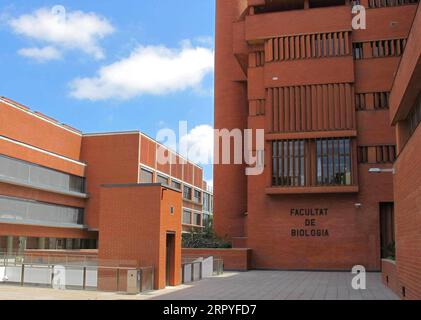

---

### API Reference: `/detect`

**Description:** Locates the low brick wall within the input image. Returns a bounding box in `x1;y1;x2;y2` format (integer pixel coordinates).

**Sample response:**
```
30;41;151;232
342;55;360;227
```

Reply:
182;248;252;271
382;259;401;298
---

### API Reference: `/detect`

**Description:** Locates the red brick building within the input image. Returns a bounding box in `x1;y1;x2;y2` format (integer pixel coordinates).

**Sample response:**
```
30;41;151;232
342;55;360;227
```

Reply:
383;2;421;299
0;96;209;289
214;0;419;272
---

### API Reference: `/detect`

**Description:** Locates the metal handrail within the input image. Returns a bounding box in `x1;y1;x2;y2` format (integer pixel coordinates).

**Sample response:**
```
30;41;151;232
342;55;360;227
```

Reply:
0;261;154;293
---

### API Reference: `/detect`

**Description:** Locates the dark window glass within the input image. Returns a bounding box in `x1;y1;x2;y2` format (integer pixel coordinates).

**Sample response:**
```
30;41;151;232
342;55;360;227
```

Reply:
171;180;181;190
193;213;201;226
157;174;169;186
0;195;84;227
272;140;306;187
0;155;85;194
353;43;363;60
368;0;418;8
183;185;192;200
140;168;153;183
193;190;201;203
317;138;352;186
182;210;191;224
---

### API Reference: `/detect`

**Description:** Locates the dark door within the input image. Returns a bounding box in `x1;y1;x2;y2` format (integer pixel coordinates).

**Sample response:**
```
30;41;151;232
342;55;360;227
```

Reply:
380;203;395;259
166;233;175;286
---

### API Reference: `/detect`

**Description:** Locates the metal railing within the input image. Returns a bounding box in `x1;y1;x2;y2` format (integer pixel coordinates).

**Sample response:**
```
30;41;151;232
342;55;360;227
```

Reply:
181;256;224;283
181;261;202;284
0;253;154;294
0;251;98;267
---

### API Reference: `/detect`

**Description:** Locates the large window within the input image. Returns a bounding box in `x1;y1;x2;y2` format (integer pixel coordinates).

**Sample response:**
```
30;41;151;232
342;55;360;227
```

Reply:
272;140;306;187
157;174;169;186
140;168;153;183
203;193;210;212
0;155;85;194
316;138;352;186
0;195;84;227
193;189;202;204
0;236;97;251
182;209;191;225
171;180;181;190
272;138;353;187
193;213;201;226
183;185;192;200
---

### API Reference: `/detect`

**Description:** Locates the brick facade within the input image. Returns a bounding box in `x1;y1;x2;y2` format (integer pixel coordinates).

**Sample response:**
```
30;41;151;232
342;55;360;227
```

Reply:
214;0;416;272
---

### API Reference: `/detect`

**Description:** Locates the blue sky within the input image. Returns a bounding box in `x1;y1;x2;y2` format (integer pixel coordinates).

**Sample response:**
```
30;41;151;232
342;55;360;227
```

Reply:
0;0;215;183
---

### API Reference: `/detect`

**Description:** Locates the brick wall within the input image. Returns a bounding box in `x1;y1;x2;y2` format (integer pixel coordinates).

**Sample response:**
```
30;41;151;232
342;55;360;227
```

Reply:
98;184;182;290
381;259;401;298
394;124;421;300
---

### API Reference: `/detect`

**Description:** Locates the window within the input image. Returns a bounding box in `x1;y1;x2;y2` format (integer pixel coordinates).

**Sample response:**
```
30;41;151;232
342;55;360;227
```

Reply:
183;210;191;225
272;138;354;188
193;190;202;204
374;92;390;109
157;174;169;186
358;145;396;163
358;146;369;163
354;39;407;60
355;94;366;111
0;236;98;251
140;168;153;183
368;0;418;8
353;43;363;60
406;92;421;138
0;155;85;194
317;138;352;186
0;195;84;227
193;213;201;226
171;180;181;190
202;213;211;228
266;31;350;62
183;185;192;200
272;140;306;187
376;146;396;163
371;39;406;58
203;193;210;212
356;92;390;110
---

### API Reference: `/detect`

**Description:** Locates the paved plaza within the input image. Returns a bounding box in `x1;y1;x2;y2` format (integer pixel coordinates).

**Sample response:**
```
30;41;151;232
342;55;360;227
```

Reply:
0;271;398;300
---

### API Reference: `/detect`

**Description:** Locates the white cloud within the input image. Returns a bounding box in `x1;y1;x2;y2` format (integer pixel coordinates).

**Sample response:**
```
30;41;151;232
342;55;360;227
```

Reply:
69;43;214;100
9;7;114;60
179;124;214;165
18;46;62;62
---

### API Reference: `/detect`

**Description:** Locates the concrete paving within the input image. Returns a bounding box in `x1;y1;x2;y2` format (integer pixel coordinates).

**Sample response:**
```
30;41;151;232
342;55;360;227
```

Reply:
152;271;399;300
0;271;398;300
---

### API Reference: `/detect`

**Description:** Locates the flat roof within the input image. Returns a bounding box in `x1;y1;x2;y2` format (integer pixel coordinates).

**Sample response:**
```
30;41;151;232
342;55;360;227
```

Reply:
0;96;204;170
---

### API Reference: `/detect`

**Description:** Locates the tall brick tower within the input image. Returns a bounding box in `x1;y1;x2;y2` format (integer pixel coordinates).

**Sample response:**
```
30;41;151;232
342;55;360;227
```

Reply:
214;0;418;270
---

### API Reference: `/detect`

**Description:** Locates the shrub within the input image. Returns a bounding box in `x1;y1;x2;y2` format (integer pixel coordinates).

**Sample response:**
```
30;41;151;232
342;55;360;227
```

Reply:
182;223;232;249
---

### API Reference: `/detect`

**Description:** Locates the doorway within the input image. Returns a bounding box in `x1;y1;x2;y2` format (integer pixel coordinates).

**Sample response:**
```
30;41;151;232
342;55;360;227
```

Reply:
166;232;176;286
380;202;395;260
